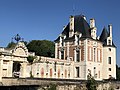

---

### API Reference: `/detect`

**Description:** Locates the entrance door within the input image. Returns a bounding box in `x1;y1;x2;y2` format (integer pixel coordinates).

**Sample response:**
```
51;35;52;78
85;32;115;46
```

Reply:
13;62;21;77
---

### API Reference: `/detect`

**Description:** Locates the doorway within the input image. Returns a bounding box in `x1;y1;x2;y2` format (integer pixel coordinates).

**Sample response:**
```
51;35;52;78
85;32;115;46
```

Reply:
12;62;21;77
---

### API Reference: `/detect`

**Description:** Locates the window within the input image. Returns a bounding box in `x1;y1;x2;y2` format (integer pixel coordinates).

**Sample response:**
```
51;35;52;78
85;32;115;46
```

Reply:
108;40;111;45
109;68;111;71
98;50;100;62
94;67;96;78
61;51;64;59
76;67;80;78
76;50;80;62
94;48;96;62
108;57;111;64
89;48;91;60
77;35;79;45
54;62;57;72
109;48;111;51
61;37;64;46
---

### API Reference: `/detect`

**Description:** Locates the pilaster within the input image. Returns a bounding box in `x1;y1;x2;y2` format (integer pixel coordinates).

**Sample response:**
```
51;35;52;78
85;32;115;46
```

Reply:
20;62;27;78
0;55;3;81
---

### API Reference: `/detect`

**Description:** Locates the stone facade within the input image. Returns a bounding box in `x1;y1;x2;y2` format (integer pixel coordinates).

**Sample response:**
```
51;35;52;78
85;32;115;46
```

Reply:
0;42;28;81
0;14;116;81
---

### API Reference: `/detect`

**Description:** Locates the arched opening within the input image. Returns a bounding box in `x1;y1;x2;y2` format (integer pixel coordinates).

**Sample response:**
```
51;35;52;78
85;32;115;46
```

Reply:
12;62;21;78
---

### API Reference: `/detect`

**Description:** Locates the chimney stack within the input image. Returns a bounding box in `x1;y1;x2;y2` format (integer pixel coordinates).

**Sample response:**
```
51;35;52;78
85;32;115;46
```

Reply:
90;18;95;28
108;24;112;38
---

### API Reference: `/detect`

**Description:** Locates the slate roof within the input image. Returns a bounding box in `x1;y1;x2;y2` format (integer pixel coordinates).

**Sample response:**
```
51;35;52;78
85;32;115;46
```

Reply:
99;27;108;42
99;27;116;47
54;15;91;42
54;15;116;47
74;15;91;38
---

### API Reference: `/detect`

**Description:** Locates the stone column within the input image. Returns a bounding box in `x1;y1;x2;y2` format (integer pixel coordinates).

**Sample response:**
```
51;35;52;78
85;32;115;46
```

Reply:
8;60;13;77
0;55;3;81
21;62;27;78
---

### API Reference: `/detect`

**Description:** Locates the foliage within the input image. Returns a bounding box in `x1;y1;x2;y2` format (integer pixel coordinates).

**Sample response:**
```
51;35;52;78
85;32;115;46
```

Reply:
47;84;56;90
30;71;34;78
116;65;120;80
7;42;16;48
86;73;97;90
27;56;36;64
27;40;55;58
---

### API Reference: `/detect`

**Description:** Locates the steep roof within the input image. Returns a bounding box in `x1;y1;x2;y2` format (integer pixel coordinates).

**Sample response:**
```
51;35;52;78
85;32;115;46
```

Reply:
99;27;108;42
74;15;91;38
55;15;91;42
99;27;116;47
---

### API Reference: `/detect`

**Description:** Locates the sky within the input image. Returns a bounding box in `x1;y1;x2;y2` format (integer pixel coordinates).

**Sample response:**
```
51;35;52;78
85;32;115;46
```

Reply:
0;0;120;66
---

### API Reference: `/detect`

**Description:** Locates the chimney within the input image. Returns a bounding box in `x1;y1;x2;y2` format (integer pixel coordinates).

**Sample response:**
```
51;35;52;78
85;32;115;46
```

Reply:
90;18;97;40
69;15;74;37
108;24;112;38
90;18;95;28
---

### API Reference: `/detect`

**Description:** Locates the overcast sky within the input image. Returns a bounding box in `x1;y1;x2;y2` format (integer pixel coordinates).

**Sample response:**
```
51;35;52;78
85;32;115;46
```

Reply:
0;0;120;66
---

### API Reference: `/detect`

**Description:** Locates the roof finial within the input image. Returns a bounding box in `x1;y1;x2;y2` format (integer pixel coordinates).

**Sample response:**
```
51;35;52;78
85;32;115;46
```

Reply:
14;34;21;43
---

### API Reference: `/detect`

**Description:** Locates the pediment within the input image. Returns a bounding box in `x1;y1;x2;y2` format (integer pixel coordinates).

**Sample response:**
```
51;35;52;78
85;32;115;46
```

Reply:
13;42;28;57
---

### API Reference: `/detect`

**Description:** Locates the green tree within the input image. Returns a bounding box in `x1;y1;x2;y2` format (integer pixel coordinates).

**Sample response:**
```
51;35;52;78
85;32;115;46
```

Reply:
27;40;55;58
7;41;27;48
27;56;36;64
86;73;97;90
7;42;16;48
116;65;120;80
27;56;36;78
48;84;56;90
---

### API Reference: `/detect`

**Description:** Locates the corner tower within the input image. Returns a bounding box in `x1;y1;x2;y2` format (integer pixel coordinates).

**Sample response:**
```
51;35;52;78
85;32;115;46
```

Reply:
99;25;116;79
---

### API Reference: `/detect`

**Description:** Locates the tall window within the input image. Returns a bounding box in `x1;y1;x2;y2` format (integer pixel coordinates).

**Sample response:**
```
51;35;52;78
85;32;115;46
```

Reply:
54;62;57;72
108;57;111;64
94;67;96;78
98;50;100;62
61;37;64;46
76;67;80;78
77;35;79;45
76;50;80;62
89;48;91;60
61;51;64;59
94;48;96;62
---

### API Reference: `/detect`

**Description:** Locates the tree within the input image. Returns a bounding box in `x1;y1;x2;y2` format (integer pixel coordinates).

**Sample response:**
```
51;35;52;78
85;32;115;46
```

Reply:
27;40;55;58
27;56;36;64
116;65;120;80
47;84;56;90
7;42;16;48
86;73;97;90
7;41;27;48
27;56;36;78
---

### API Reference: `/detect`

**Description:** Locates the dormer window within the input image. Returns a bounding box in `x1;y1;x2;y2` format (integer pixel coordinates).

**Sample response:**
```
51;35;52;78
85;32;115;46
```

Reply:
61;37;64;46
77;35;79;45
108;40;111;45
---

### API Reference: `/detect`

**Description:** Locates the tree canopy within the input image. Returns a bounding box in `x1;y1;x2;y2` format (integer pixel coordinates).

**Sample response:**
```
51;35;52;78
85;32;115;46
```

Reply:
27;40;55;58
116;65;120;80
7;42;16;48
